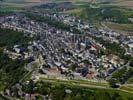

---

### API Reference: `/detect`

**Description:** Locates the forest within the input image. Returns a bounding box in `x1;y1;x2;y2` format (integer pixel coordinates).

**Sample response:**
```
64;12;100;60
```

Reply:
0;28;30;91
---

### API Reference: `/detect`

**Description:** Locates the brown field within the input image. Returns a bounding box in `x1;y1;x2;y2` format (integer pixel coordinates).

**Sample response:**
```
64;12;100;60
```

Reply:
104;22;133;35
28;0;41;2
114;0;133;9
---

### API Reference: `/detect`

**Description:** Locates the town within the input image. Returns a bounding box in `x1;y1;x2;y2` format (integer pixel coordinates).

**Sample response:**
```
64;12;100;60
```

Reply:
0;1;133;100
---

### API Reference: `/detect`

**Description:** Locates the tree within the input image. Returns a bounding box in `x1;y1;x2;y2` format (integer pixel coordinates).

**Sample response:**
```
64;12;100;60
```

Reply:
129;60;133;67
35;81;51;95
22;80;35;94
72;93;82;100
112;92;124;100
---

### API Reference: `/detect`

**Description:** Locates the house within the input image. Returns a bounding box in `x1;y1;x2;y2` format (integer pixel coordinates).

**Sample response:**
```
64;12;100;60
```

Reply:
65;89;72;94
128;42;133;49
86;71;95;79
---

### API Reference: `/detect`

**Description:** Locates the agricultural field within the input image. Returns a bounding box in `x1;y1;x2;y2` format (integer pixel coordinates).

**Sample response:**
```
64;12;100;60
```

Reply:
127;77;133;84
104;22;133;34
111;0;133;9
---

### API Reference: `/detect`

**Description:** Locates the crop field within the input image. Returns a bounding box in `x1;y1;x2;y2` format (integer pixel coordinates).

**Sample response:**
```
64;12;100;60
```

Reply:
113;0;133;9
104;22;133;33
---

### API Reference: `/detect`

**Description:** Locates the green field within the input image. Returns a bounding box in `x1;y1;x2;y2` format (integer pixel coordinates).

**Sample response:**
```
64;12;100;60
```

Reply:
22;79;133;100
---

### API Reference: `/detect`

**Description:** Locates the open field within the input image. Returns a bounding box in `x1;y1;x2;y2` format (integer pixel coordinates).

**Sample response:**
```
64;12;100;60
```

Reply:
113;0;133;9
104;22;133;33
33;77;133;100
1;0;133;9
39;77;109;87
127;77;133;84
120;85;133;93
22;78;133;100
38;76;133;94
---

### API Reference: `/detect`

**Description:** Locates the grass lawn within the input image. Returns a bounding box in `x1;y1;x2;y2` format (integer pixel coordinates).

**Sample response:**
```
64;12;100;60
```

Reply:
127;77;133;84
0;82;5;92
120;85;133;93
39;76;109;87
